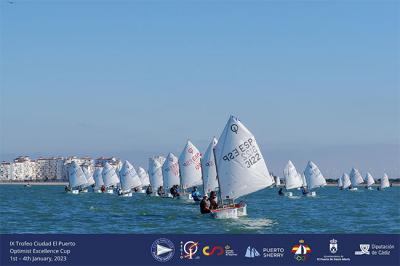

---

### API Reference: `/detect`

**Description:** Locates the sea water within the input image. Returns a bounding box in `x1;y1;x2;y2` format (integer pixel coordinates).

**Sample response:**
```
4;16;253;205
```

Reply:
0;185;399;234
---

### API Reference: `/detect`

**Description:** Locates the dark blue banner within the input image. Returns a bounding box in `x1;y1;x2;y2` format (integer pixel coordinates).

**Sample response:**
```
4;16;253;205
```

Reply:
1;234;399;266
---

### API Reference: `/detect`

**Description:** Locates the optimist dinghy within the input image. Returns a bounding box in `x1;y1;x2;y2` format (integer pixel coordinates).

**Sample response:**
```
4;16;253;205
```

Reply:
67;161;88;194
349;168;364;191
283;160;303;197
148;156;166;196
201;137;219;196
82;166;95;192
162;153;180;198
93;167;104;193
102;162;120;194
118;160;142;197
211;115;275;219
337;174;343;190
341;173;351;190
303;161;326;197
379;173;390;190
137;167;150;193
365;172;375;190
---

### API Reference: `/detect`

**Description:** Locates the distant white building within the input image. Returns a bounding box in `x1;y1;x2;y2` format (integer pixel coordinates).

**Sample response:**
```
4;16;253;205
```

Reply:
0;162;12;181
10;156;37;180
95;156;122;173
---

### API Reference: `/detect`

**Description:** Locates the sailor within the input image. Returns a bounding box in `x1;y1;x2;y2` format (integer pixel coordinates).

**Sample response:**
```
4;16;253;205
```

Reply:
301;186;309;195
157;186;164;196
191;186;201;201
101;185;105;193
170;185;179;198
200;195;211;214
146;185;153;195
278;188;284;196
209;191;218;209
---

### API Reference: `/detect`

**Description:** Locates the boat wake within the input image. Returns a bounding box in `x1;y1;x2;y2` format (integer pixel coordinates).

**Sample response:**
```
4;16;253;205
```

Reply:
235;218;276;230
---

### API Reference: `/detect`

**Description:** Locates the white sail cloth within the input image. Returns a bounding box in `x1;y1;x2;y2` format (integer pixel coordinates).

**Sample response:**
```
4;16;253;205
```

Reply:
380;174;390;189
350;168;364;186
119;160;142;191
137;167;150;186
214;115;274;200
93;167;104;189
162;153;180;189
337;175;343;187
102;162;120;188
342;173;351;189
178;140;202;189
68;161;88;188
201;137;219;194
283;160;303;190
275;176;281;186
82;166;95;186
148;156;165;190
365;172;375;187
303;161;326;190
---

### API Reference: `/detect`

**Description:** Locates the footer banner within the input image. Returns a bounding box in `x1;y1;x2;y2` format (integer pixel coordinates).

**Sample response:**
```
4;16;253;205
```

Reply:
1;234;399;265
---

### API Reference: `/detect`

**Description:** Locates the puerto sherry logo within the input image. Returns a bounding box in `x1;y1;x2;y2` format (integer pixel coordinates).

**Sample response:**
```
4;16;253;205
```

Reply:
150;238;175;263
262;247;285;258
291;240;311;262
329;239;338;254
202;246;224;256
355;244;370;255
180;241;200;260
245;246;260;258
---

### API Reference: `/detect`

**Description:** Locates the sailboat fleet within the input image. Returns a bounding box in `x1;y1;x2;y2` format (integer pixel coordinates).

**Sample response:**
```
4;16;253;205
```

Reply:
66;115;394;219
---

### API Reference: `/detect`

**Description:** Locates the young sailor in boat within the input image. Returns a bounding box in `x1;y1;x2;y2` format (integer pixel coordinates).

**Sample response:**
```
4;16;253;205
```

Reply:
146;185;152;195
278;187;284;196
157;186;165;196
191;186;201;201
209;191;218;209
101;185;106;193
170;185;180;198
200;195;211;214
301;186;309;195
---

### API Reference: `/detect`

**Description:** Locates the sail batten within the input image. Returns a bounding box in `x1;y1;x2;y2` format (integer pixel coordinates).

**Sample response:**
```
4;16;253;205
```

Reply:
214;115;274;200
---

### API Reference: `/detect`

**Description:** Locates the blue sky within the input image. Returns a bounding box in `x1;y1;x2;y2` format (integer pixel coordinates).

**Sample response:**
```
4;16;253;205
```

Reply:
1;1;399;178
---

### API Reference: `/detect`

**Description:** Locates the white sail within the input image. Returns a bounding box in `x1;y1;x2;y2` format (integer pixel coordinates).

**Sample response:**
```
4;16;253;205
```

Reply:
365;172;375;187
283;160;303;190
93;167;104;189
178;140;202;189
82;166;95;186
201;137;219;194
214;115;274;200
337;175;343;187
275;176;281;186
68;161;88;189
301;173;307;187
162;153;180;189
148;156;165;190
350;168;364;186
137;167;150;186
304;161;326;190
380;173;390;189
119;160;142;191
102;162;120;188
342;173;351;189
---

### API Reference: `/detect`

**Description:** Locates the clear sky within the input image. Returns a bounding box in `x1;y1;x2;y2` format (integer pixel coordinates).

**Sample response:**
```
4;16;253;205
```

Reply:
1;1;399;178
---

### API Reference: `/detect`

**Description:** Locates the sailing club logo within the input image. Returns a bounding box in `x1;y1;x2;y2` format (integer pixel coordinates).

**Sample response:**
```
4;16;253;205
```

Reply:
329;239;338;254
245;246;260;258
202;246;224;256
150;238;175;262
180;241;200;259
291;240;311;261
230;123;239;134
355;244;370;255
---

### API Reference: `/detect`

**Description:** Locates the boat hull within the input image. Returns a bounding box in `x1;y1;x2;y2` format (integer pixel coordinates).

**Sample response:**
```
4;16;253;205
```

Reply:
306;191;317;197
284;192;293;197
94;189;102;193
210;204;247;219
71;190;79;195
367;187;373;190
178;193;193;201
349;188;358;191
106;189;114;194
119;192;132;197
80;188;88;193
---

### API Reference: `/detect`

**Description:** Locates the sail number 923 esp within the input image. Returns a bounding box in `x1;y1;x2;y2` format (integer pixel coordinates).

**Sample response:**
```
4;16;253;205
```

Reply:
222;138;261;168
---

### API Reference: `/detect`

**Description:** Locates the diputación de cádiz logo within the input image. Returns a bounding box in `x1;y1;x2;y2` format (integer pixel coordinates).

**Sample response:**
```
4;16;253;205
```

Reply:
150;238;175;262
291;239;311;261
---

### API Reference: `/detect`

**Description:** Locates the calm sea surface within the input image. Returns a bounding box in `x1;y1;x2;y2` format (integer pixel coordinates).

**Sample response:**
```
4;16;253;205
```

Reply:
1;185;399;234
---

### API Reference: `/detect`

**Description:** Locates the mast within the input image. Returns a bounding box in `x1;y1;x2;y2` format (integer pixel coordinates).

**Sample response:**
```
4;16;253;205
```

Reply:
212;147;223;206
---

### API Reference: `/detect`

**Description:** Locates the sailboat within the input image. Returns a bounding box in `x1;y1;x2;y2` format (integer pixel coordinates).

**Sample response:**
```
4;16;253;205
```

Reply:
178;140;202;201
379;173;390;190
137;167;150;193
337;174;343;190
341;173;352;190
93;167;104;193
201;137;219;196
365;172;375;190
303;161;326;197
301;173;307;189
82;166;95;192
102;162;120;194
118;161;142;197
275;176;281;187
67;161;88;194
162;153;180;198
211;115;275;219
283;160;303;197
148;156;166;196
349;168;364;191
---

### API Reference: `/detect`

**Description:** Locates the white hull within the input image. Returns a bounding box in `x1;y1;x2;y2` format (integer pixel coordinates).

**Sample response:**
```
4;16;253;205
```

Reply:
106;189;114;194
138;188;146;194
119;192;132;197
367;187;373;190
178;193;193;201
161;193;173;198
211;205;247;219
349;188;358;191
80;188;88;193
306;191;316;197
94;189;102;193
72;190;79;195
284;192;293;197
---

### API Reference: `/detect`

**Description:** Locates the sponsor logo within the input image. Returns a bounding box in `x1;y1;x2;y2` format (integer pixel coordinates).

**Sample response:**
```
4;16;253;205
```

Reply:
245;246;260;258
230;124;239;134
202;246;224;256
355;244;370;255
180;241;200;260
150;238;175;263
225;245;238;256
329;239;338;254
262;247;285;258
188;147;193;154
291;240;311;262
316;239;350;262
